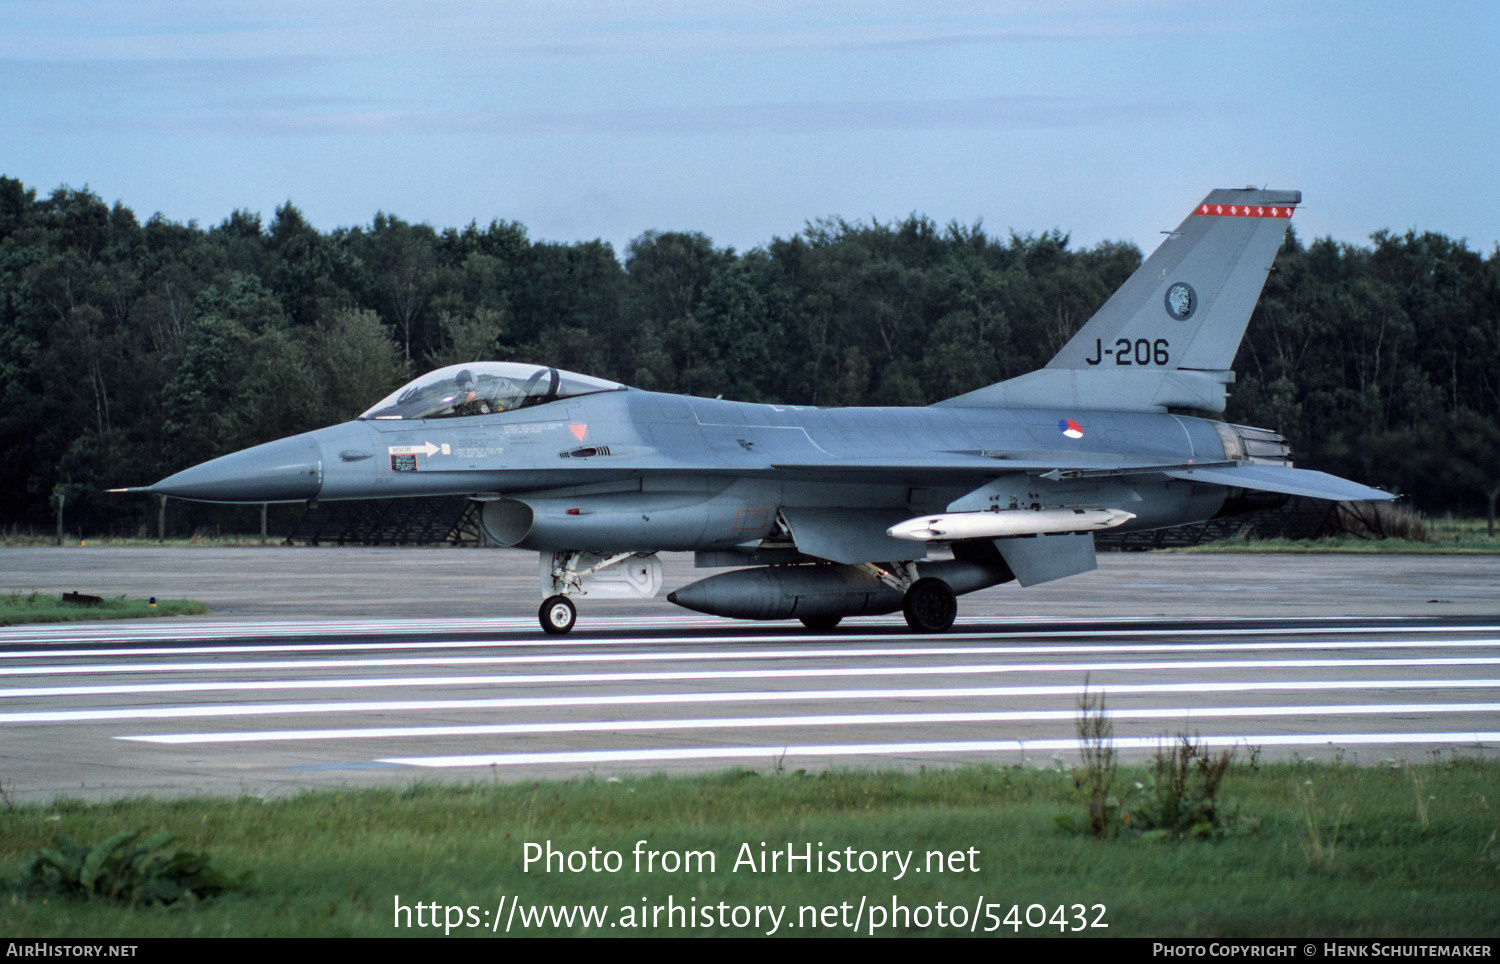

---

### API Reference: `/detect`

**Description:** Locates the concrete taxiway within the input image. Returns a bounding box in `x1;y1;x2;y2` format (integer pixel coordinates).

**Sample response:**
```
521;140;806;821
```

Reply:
0;548;1496;802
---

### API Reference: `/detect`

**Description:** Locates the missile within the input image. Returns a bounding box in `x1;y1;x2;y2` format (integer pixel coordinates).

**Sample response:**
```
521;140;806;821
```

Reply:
886;507;1136;542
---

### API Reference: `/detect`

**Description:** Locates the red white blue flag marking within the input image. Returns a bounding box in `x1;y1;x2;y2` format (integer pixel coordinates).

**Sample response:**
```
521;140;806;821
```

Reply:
1059;418;1084;439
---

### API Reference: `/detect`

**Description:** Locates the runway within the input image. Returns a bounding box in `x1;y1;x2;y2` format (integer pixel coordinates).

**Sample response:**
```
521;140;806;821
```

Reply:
3;609;1497;802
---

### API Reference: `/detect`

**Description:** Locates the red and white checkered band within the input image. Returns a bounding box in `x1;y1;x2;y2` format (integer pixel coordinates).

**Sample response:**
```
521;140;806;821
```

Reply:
1196;203;1294;219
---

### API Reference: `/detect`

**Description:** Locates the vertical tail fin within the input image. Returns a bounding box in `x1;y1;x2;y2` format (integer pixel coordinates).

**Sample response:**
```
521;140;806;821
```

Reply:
939;188;1299;413
1048;188;1300;372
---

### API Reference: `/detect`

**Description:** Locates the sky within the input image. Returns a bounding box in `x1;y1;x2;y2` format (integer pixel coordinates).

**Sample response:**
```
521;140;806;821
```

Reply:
3;1;1496;259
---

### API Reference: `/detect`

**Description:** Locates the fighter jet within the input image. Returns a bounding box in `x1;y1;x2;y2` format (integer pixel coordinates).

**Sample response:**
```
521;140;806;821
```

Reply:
131;188;1393;634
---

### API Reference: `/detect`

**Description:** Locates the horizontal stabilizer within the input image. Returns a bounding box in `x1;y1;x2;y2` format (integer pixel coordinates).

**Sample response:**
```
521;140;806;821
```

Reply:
1163;464;1394;502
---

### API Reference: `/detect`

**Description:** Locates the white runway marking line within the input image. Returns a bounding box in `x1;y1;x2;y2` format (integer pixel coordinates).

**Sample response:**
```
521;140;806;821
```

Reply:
118;703;1500;745
7;637;1500;675
4;656;1498;699
6;678;1499;724
0;615;722;643
9;640;1500;678
0;612;1417;637
2;617;1488;656
381;732;1500;768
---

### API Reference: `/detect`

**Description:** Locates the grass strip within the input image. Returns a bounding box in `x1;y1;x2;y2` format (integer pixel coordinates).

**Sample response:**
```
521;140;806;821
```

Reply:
1168;536;1498;554
1;592;208;626
1170;516;1499;554
2;760;1497;937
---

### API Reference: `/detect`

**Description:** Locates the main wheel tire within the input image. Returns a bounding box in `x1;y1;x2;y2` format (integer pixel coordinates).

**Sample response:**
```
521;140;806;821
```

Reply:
798;614;843;631
903;578;957;633
539;595;577;634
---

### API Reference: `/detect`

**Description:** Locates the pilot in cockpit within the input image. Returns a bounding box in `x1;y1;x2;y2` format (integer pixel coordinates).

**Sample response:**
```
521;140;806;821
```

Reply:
360;362;622;421
452;369;495;415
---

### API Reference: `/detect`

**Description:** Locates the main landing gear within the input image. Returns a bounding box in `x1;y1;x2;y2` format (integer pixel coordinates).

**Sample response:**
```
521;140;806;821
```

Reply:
855;562;960;634
902;577;957;633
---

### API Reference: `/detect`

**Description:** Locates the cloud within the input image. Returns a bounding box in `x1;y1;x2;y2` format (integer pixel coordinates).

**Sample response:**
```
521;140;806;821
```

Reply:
509;95;1186;135
11;94;1188;138
1;0;1305;62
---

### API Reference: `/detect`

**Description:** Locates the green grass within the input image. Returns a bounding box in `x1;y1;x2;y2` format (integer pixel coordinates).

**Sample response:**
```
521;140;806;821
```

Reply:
1426;515;1498;542
1173;516;1498;554
2;761;1496;937
1174;536;1497;554
1;532;283;547
0;592;208;626
1174;534;1498;554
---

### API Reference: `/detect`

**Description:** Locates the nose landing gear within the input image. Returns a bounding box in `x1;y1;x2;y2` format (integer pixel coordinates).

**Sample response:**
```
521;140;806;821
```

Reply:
539;595;577;635
535;550;664;634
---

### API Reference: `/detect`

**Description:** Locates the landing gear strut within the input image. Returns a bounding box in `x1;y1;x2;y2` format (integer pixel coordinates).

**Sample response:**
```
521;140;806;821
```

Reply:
903;577;957;633
539;595;577;635
535;550;664;634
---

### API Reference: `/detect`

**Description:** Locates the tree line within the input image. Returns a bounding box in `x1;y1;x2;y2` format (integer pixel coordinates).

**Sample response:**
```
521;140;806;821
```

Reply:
1;176;1496;535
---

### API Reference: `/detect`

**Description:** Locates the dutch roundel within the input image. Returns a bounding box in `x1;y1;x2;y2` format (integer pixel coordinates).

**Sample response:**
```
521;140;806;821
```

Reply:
1059;418;1084;439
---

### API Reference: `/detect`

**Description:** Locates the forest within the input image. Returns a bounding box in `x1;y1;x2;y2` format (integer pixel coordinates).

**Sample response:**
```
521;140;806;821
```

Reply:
1;176;1497;536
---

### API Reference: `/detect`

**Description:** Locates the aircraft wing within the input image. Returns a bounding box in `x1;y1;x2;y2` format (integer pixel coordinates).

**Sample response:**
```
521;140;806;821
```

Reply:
762;456;1052;484
766;453;1176;478
766;456;1393;503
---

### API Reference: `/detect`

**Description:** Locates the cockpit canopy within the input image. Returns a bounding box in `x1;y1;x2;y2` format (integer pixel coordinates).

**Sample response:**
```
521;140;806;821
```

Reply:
359;362;624;420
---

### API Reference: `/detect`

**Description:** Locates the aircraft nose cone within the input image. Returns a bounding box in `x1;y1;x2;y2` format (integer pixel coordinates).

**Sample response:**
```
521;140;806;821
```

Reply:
150;435;324;503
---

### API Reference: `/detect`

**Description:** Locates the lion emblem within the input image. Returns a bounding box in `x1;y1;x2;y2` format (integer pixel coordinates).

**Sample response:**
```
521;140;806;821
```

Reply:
1165;282;1196;320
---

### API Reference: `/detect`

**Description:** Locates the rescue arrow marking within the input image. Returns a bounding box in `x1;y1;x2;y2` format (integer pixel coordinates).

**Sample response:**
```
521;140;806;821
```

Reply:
386;443;440;457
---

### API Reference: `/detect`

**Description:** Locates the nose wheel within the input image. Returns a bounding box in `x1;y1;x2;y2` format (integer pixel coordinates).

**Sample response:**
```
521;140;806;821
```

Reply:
540;595;577;634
